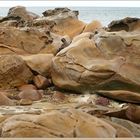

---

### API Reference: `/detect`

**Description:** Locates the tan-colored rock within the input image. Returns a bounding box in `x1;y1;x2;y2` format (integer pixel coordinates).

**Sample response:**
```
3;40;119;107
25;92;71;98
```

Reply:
72;32;94;43
110;117;140;137
0;6;39;28
33;75;50;89
83;20;102;33
42;8;79;18
42;8;86;39
96;90;140;103
51;31;140;103
0;27;53;54
40;33;71;55
18;84;37;91
52;18;86;39
126;104;140;123
19;99;33;106
0;92;14;106
18;89;42;101
107;17;140;32
53;91;66;101
0;55;33;89
102;118;134;137
0;109;117;137
21;54;53;77
7;6;39;21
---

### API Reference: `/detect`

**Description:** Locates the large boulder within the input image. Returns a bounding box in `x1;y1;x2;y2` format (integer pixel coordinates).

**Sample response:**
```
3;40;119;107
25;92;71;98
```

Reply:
0;109;117;137
0;26;70;55
52;31;140;103
21;54;53;77
0;26;53;54
107;17;140;32
0;55;33;89
42;8;86;39
0;6;39;27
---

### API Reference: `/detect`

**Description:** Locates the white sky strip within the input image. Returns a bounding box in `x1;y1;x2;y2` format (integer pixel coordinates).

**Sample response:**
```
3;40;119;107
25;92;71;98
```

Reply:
0;1;140;7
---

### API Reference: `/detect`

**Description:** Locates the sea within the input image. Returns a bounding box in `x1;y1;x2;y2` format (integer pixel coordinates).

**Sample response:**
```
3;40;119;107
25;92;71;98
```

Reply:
0;7;140;26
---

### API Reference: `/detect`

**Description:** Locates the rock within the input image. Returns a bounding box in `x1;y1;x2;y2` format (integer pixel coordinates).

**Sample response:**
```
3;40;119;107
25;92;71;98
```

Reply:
7;6;39;21
0;6;39;27
52;91;66;101
110;117;140;137
102;118;134;137
42;8;79;18
83;20;102;32
21;54;53;77
42;8;86;39
104;107;128;120
0;55;33;89
0;27;53;54
0;92;14;106
52;30;140;103
72;32;94;43
19;99;33;106
18;89;42;101
33;75;50;89
18;84;37;91
0;109;117;137
40;33;71;55
95;90;140;103
107;17;140;32
126;104;140;123
95;97;110;106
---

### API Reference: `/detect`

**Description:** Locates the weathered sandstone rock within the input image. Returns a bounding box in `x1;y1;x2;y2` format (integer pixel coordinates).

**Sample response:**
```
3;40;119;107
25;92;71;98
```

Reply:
0;109;117;137
33;75;50;89
40;33;71;55
7;6;39;21
110;117;140;137
21;54;53;77
125;104;140;123
18;84;37;91
0;92;14;106
0;6;39;27
19;99;33;106
107;17;140;32
18;89;42;101
0;55;33;89
0;27;53;54
83;20;102;32
42;8;86;39
52;31;140;102
102;118;134;137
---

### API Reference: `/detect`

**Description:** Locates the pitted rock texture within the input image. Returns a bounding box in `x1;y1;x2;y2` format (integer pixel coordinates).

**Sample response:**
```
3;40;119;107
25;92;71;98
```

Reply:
0;55;33;89
7;6;39;21
42;8;79;19
0;6;39;27
41;8;86;39
107;17;140;32
0;27;53;54
0;109;117;138
52;31;140;102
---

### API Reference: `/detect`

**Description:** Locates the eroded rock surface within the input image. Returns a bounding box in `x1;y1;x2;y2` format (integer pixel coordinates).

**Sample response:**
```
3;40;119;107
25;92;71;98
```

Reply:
21;54;53;77
52;31;140;102
107;17;140;32
0;109;117;138
0;27;53;54
42;8;86;39
0;55;33;89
